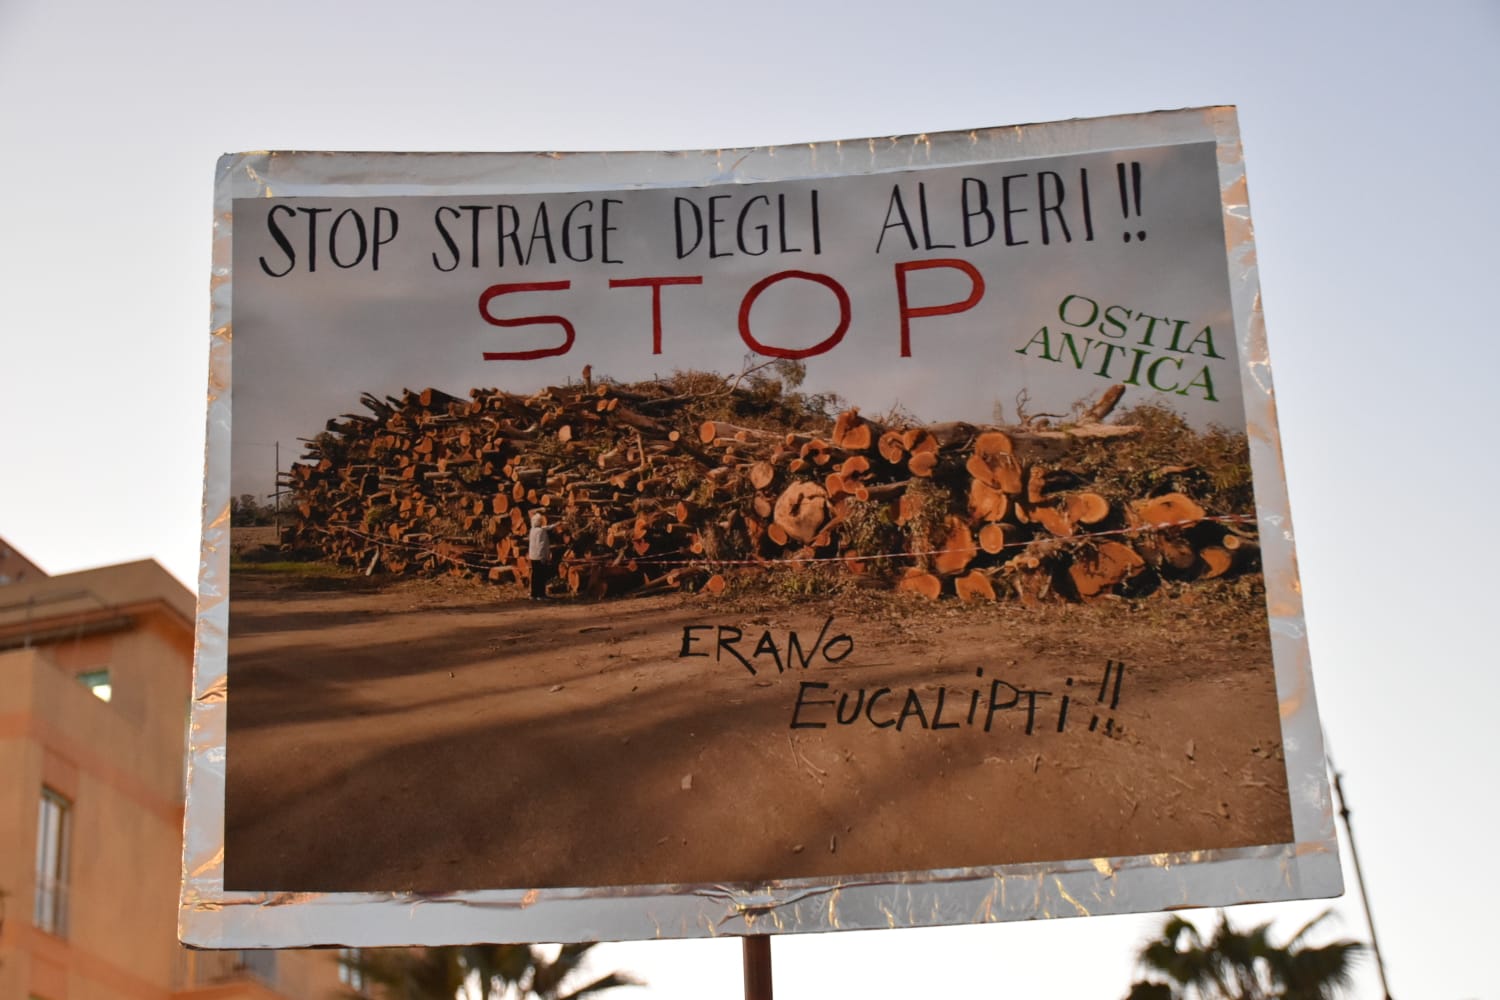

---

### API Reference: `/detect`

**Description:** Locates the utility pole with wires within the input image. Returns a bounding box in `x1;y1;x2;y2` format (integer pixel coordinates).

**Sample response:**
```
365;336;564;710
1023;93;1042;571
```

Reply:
1329;754;1395;1000
274;440;281;536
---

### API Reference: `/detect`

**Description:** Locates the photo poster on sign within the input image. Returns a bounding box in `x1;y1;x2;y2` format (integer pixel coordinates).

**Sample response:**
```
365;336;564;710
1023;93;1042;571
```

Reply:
181;107;1341;949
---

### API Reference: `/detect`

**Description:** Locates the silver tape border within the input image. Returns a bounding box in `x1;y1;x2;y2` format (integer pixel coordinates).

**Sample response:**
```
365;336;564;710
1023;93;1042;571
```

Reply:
183;106;1341;948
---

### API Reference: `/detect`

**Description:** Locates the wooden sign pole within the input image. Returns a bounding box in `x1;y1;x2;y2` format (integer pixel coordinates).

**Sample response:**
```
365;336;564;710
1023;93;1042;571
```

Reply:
742;935;773;1000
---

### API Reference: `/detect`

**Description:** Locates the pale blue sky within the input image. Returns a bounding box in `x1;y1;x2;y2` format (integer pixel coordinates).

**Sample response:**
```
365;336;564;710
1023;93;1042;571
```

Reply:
2;2;1496;997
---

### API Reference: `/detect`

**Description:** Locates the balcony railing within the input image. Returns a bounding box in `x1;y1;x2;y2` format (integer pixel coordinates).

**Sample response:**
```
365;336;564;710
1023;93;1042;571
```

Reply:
174;947;280;990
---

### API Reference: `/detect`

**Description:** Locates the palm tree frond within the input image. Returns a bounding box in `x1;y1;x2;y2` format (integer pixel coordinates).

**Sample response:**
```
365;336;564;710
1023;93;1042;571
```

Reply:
531;942;597;997
557;971;643;1000
339;943;637;1000
1124;980;1177;1000
1130;910;1366;1000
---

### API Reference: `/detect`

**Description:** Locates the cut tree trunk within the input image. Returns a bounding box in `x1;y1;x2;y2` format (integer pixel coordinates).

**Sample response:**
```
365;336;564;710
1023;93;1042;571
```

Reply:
954;569;997;602
773;481;831;544
897;568;942;600
1134;492;1206;525
832;408;884;453
967;479;1010;523
1068;540;1145;598
1063;492;1111;526
932;517;978;575
1198;546;1233;579
1081;384;1126;423
977;522;1015;555
1029;504;1074;537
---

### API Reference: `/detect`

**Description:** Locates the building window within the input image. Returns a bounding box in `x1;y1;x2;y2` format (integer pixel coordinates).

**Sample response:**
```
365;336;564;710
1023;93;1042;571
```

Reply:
339;948;367;993
34;789;71;937
77;668;112;702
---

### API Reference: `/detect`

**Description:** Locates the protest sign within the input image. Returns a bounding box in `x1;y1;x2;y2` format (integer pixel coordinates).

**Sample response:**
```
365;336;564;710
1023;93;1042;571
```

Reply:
182;107;1340;947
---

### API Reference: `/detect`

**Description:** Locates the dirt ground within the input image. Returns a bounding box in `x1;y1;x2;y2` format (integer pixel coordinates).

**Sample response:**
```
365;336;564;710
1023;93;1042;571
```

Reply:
223;532;1292;894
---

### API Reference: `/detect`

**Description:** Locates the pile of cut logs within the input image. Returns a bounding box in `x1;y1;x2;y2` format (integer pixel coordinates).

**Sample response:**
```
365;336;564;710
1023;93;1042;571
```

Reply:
280;378;1259;602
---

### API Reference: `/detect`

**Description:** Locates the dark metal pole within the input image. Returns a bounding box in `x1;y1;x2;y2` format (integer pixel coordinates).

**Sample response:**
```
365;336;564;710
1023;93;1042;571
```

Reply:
273;441;281;537
1332;766;1395;1000
742;935;773;1000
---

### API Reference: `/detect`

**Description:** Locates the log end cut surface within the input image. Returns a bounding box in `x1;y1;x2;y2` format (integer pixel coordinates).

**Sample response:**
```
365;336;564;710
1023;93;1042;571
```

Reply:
773;481;831;545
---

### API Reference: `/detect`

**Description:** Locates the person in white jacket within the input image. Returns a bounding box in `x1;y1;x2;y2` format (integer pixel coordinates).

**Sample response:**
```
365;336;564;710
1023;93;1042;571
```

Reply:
527;510;553;600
